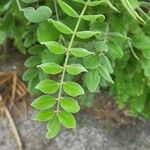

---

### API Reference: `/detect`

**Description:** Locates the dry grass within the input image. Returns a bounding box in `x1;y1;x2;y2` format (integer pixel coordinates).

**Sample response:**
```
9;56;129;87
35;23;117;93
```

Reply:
0;71;29;150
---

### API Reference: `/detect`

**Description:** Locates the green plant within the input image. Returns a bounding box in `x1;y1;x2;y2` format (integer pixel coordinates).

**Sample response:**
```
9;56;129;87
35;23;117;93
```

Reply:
0;0;150;138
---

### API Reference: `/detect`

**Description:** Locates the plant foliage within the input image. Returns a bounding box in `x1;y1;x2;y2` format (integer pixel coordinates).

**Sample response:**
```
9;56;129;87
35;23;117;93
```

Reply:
0;0;150;138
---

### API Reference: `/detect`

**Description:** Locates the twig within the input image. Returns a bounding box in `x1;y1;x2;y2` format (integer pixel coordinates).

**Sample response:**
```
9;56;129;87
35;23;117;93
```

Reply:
0;95;23;150
128;41;139;61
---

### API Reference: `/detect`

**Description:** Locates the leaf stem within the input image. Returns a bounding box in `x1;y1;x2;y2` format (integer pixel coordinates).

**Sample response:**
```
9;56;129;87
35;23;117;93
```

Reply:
128;41;139;61
56;0;90;113
16;0;23;11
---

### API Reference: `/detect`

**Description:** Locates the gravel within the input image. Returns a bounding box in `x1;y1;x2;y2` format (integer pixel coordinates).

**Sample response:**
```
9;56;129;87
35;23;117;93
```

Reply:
0;109;150;150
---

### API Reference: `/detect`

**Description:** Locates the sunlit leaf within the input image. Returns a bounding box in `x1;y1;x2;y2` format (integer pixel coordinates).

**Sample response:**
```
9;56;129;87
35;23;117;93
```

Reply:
58;111;76;128
63;81;84;96
66;64;87;75
31;95;56;110
49;19;73;34
36;79;59;94
70;48;94;57
61;97;80;113
58;0;79;17
38;62;62;74
46;117;61;139
33;110;55;121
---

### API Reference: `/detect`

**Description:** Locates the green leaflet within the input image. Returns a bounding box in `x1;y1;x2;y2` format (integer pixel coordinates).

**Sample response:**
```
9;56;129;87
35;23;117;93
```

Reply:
25;56;41;67
63;81;84;97
100;55;113;74
38;63;63;74
76;31;101;39
66;64;87;75
84;55;100;69
85;69;100;92
49;19;73;34
70;48;94;57
82;15;105;22
95;41;108;52
28;44;45;55
31;95;56;110
72;0;85;4
99;65;114;83
58;111;76;128
46;117;61;139
41;41;67;54
108;41;123;59
23;68;38;81
33;110;55;121
37;21;60;42
35;79;59;94
60;97;80;113
87;1;103;6
23;6;52;23
58;0;79;17
21;0;37;3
